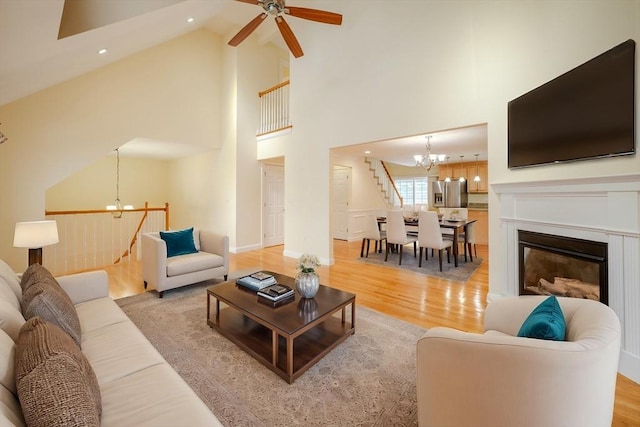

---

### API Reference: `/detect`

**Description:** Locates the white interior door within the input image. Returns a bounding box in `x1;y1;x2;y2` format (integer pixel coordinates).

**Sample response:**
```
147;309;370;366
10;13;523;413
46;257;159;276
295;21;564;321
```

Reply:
263;165;285;247
332;165;351;240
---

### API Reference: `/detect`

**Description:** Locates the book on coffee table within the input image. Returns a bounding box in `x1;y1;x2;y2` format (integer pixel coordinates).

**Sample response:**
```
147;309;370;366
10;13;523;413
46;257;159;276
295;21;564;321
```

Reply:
236;272;277;290
257;284;294;301
257;293;295;308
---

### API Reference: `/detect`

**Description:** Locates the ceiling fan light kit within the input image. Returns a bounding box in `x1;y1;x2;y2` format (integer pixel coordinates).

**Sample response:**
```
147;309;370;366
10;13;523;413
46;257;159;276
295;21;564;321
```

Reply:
229;0;342;58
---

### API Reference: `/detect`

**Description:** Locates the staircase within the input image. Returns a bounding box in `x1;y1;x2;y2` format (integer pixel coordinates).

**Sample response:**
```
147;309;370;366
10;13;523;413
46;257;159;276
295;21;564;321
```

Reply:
364;157;403;208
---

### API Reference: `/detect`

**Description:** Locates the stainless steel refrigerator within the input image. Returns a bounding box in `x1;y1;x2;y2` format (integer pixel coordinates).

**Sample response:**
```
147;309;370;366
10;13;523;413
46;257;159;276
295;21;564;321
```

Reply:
432;180;468;208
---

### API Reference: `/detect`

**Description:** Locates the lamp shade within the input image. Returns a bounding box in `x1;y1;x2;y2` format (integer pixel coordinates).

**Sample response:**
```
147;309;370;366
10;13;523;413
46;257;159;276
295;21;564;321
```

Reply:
13;220;59;248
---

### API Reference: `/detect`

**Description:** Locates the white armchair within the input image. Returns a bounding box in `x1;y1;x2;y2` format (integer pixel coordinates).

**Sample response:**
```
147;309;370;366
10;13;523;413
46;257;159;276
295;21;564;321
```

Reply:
416;296;621;427
141;229;229;298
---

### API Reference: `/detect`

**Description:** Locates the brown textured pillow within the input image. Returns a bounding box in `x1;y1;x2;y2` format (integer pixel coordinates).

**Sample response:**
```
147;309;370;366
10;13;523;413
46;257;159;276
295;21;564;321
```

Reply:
15;317;101;427
20;264;81;347
20;264;66;302
22;281;82;347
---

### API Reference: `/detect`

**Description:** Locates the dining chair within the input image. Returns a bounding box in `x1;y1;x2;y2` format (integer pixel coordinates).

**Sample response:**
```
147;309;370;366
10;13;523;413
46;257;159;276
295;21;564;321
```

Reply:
385;210;417;265
360;215;387;258
465;221;477;261
417;211;453;271
440;208;472;260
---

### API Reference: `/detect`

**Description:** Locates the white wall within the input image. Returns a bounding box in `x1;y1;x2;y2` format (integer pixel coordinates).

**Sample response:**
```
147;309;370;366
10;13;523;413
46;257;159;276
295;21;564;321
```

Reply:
258;0;640;280
331;153;387;211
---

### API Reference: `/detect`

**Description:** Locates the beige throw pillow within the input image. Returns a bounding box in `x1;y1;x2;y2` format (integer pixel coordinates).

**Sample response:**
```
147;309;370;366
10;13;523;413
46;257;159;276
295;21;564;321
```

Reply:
15;317;101;427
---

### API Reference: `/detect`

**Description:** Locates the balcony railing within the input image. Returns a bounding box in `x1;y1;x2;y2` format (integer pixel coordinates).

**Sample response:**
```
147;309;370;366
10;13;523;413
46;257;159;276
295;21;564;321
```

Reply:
44;202;169;276
258;80;291;136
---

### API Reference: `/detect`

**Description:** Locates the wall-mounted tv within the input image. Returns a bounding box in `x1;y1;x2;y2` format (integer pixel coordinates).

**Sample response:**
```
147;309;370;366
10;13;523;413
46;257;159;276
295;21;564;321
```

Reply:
508;39;636;169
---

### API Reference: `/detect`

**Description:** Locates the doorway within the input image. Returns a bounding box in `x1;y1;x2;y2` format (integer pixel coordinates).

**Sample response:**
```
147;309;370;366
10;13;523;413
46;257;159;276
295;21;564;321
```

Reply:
332;165;351;240
262;164;285;247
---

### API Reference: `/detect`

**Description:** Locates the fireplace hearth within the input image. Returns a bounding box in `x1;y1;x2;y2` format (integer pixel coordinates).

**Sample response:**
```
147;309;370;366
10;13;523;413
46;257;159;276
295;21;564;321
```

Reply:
518;230;608;304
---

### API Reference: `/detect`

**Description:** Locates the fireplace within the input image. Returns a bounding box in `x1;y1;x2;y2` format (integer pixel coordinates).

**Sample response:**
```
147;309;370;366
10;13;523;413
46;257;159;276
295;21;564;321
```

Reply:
518;230;608;304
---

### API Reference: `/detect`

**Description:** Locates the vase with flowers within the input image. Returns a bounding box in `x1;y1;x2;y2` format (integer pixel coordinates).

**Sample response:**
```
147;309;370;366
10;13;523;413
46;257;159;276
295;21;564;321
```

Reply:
295;253;320;298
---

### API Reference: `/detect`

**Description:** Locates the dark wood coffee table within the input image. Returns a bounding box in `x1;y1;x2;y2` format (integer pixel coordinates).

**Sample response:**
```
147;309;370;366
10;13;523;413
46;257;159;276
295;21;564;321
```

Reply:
206;272;356;383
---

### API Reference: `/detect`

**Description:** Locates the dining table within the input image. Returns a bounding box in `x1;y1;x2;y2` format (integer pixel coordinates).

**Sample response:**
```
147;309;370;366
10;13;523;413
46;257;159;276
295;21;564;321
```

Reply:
378;216;477;267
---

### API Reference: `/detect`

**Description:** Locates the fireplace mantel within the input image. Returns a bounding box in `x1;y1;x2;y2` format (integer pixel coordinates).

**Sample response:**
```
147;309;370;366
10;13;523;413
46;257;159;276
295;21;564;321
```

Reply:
493;173;639;382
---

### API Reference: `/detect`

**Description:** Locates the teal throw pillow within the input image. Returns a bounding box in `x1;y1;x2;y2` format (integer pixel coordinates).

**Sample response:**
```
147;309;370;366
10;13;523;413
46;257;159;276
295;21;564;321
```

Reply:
160;227;198;258
517;296;566;341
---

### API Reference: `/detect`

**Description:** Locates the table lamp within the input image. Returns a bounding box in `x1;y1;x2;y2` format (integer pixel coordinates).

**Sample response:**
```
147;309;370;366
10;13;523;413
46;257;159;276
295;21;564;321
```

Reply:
13;220;59;265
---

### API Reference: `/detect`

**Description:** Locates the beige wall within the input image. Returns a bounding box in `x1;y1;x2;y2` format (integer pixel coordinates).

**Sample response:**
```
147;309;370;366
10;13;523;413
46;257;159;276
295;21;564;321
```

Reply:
46;155;170;211
0;29;223;271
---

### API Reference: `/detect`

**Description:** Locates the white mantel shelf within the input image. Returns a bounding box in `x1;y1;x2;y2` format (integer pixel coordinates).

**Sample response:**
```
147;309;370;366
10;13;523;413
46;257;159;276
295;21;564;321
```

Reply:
493;173;640;383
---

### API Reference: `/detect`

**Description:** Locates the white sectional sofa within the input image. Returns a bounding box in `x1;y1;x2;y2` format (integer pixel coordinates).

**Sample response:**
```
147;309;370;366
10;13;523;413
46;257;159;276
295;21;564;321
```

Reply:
0;262;221;426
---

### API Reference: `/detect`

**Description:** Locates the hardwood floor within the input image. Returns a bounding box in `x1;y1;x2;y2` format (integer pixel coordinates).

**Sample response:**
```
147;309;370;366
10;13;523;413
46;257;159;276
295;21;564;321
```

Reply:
103;240;639;426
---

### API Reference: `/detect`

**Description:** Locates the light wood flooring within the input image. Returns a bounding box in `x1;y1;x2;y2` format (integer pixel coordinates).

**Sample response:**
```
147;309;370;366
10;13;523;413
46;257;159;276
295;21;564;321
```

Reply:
103;239;639;426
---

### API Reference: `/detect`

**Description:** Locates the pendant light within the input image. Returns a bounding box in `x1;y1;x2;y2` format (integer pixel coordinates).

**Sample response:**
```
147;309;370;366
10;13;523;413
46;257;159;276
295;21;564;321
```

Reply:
106;148;133;218
473;154;481;182
444;156;451;182
458;155;466;182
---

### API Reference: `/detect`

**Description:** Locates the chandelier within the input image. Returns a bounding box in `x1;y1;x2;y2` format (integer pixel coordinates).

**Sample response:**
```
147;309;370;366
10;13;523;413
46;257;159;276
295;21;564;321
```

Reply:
414;136;446;171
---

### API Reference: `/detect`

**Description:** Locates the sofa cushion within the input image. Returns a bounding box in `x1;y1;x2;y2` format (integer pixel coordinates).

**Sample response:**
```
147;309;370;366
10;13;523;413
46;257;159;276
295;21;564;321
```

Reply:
0;386;25;427
166;252;224;277
0;329;16;395
160;227;198;258
0;260;21;304
99;363;220;426
193;228;201;251
15;317;102;427
0;277;20;312
0;300;25;342
517;295;566;341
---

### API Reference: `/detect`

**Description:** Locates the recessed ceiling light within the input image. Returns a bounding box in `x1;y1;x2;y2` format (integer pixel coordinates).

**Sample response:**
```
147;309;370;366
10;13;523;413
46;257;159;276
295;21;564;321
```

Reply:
187;17;195;23
97;48;107;55
364;150;371;154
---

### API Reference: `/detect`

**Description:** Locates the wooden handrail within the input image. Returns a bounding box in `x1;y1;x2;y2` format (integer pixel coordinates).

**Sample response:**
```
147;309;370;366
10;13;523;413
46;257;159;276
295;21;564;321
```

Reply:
380;160;404;207
114;202;149;264
259;80;290;97
45;206;167;215
45;202;170;272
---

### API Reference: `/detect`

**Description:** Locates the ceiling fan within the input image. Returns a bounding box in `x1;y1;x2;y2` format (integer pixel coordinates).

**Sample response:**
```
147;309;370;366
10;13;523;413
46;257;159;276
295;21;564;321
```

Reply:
228;0;342;58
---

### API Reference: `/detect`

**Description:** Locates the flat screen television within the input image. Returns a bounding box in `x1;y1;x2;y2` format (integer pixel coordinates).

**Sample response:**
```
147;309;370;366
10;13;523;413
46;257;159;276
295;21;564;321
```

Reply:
508;39;636;168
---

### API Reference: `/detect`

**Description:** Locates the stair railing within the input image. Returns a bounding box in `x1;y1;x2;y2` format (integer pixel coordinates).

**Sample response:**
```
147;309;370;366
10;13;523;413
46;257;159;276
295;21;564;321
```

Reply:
364;157;403;208
44;202;169;275
258;80;292;136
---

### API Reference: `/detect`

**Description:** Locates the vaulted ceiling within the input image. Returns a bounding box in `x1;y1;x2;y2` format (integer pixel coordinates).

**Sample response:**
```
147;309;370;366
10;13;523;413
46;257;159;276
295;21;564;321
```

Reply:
0;0;487;163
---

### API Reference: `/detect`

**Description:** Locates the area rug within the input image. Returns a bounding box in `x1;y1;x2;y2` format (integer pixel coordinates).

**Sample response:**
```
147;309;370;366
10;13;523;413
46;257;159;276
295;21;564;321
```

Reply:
358;246;483;282
116;282;424;426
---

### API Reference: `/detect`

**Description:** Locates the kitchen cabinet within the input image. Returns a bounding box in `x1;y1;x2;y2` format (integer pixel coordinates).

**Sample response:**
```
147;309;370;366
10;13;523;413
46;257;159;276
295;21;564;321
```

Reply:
453;165;466;181
438;165;453;181
467;162;488;193
467;209;488;245
439;161;488;190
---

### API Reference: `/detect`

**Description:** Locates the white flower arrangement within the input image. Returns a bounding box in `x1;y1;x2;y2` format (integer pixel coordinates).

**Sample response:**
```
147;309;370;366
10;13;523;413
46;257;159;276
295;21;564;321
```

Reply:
297;253;320;274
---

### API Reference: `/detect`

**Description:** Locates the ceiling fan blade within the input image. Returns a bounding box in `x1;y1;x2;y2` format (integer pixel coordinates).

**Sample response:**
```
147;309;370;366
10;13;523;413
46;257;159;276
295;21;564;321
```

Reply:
228;13;268;47
275;16;304;58
285;6;342;25
234;0;260;4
